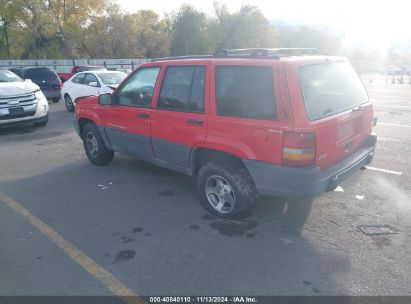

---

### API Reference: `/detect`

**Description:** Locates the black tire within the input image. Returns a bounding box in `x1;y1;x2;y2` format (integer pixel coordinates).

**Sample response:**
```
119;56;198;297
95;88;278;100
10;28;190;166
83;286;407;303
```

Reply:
82;122;114;166
52;97;60;103
64;94;75;112
34;114;48;127
197;159;258;218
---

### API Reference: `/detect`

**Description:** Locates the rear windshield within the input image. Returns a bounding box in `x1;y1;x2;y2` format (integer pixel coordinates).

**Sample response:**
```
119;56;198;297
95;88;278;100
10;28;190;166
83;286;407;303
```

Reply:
24;68;58;81
298;62;369;120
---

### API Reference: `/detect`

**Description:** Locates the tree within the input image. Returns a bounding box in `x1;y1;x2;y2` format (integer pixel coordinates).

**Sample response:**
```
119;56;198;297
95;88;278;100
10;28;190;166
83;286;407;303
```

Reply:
0;0;25;59
168;5;212;56
210;2;278;52
84;8;170;58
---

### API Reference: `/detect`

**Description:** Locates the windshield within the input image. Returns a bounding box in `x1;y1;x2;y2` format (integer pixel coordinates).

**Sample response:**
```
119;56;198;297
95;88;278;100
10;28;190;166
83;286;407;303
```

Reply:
97;72;127;85
298;61;369;120
0;70;23;82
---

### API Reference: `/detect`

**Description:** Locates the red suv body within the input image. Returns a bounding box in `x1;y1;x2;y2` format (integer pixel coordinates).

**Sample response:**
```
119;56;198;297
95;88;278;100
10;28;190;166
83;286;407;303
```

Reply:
73;49;377;218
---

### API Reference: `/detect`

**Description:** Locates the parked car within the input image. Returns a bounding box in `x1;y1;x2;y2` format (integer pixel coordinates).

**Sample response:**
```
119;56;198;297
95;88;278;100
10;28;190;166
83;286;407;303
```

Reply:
0;69;49;128
73;48;377;218
383;66;403;76
57;65;107;83
61;71;127;112
10;67;62;102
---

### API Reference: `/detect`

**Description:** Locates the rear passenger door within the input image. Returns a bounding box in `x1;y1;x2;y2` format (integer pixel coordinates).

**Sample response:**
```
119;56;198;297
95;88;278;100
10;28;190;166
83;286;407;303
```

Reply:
68;73;86;101
151;64;208;173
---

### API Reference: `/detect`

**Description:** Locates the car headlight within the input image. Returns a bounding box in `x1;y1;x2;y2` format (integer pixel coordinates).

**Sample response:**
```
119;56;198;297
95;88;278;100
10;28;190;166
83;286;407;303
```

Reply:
35;90;45;100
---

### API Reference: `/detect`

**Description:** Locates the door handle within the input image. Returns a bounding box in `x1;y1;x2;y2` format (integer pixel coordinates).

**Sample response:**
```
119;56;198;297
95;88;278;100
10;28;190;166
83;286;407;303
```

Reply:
186;119;203;125
137;113;150;119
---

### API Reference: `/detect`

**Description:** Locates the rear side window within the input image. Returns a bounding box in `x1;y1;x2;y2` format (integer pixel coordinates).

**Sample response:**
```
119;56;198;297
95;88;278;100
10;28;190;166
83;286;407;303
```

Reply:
158;66;205;113
84;73;99;86
72;74;85;84
215;66;276;120
298;62;369;120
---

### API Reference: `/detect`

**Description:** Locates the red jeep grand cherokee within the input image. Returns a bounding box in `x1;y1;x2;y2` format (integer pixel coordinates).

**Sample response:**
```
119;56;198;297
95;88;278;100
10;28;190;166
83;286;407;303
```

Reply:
73;48;377;218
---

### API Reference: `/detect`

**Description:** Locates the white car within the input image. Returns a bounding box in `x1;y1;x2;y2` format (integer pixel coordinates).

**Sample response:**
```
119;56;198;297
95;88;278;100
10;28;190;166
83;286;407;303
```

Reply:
0;70;49;128
61;71;127;112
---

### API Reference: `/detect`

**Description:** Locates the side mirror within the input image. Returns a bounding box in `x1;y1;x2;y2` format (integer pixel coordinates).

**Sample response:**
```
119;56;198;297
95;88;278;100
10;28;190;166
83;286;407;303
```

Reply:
98;93;112;105
89;81;99;87
25;79;32;83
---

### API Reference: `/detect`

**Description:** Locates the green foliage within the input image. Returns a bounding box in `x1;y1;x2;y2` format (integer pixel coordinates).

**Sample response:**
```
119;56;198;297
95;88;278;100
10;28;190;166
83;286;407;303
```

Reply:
0;1;343;59
168;5;211;56
209;3;278;52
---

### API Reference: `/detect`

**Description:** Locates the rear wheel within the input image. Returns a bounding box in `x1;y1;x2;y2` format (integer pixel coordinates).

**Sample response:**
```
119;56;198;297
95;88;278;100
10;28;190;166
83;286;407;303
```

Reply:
52;97;60;103
197;159;258;218
82;123;114;166
64;94;74;112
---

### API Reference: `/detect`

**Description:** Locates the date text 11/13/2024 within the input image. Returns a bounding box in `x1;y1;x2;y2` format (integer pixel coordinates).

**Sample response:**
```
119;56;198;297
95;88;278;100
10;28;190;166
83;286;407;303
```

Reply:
148;297;257;303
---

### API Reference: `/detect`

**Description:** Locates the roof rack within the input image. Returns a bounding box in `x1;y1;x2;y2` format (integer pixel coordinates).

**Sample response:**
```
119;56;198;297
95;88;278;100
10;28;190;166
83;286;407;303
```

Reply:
217;48;318;57
152;48;318;62
151;55;213;62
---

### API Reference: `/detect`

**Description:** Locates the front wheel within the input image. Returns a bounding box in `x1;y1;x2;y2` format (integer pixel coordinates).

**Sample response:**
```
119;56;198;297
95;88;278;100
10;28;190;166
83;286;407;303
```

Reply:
82;123;114;166
64;94;74;112
197;160;258;218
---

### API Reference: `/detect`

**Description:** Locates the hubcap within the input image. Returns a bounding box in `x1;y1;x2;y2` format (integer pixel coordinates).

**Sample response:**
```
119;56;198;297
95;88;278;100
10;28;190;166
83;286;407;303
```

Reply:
205;175;236;214
85;131;99;157
65;96;73;110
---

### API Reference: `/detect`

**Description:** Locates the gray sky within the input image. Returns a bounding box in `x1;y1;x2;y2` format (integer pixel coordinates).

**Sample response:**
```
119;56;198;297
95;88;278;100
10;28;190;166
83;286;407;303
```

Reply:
117;0;410;49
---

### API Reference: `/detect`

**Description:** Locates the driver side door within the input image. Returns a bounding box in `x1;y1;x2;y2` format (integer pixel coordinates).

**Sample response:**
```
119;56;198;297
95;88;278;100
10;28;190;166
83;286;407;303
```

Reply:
104;66;161;161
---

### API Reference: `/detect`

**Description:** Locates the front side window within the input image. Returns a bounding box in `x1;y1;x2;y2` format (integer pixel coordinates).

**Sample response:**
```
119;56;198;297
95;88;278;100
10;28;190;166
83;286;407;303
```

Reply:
158;66;206;113
215;66;276;120
72;73;85;84
115;67;160;107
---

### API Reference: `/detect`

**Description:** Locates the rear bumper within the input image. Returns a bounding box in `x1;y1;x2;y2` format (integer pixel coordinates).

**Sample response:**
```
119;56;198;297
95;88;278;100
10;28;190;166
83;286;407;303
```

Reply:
243;134;377;198
42;89;61;99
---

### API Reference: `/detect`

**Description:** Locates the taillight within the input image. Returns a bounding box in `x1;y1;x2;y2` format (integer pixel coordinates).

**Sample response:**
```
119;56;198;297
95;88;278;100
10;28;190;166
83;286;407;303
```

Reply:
282;132;316;167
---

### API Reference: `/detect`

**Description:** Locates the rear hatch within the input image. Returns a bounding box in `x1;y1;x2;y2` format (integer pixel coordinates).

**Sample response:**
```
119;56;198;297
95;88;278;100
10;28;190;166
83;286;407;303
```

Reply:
297;60;374;170
24;68;61;91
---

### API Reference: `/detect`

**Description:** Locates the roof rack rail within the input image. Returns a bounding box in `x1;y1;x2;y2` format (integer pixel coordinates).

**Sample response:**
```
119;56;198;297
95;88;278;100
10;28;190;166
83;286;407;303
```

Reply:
151;48;318;62
151;55;213;62
217;48;318;57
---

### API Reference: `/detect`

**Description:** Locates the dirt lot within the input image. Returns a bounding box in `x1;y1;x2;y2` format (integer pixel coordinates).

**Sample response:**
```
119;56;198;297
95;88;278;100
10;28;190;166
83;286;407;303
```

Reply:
0;75;410;297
